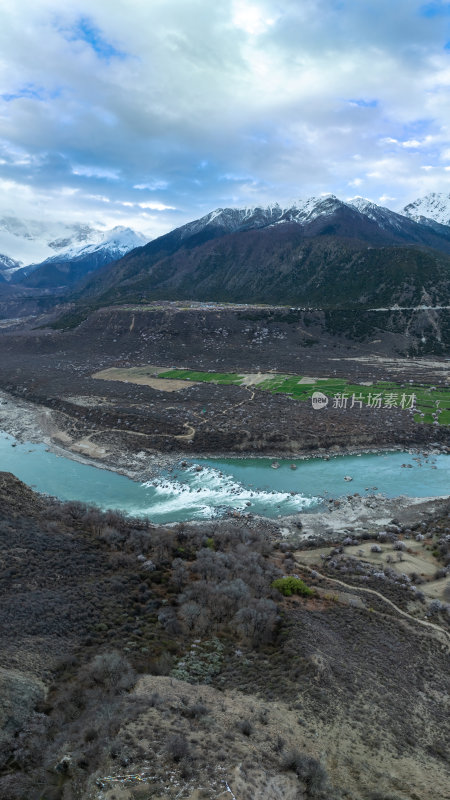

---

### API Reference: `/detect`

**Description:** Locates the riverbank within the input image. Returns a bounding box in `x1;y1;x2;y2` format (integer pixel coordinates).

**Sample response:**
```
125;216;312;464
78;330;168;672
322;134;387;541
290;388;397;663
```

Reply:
1;387;448;480
1;388;449;534
286;492;450;540
0;388;177;481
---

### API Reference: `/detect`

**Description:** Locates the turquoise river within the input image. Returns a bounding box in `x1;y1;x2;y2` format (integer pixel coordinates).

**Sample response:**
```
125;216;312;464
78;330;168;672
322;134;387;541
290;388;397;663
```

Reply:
1;431;449;522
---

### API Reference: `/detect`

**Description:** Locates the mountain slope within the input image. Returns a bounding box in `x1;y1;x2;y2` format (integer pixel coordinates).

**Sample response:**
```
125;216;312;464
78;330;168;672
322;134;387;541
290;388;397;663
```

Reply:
91;225;450;309
12;227;148;289
66;196;450;312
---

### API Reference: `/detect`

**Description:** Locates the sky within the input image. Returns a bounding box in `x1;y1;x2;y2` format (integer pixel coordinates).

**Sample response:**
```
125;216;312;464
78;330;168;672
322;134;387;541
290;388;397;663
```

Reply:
1;0;450;239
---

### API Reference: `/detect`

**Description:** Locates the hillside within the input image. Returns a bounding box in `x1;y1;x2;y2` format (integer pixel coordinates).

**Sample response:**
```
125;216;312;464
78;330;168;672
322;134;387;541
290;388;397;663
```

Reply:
0;472;449;800
91;228;450;309
65;198;450;313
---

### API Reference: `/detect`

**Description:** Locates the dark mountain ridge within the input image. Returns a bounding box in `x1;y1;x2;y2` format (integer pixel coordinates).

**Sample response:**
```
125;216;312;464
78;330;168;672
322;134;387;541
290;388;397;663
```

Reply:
66;197;450;312
2;196;450;324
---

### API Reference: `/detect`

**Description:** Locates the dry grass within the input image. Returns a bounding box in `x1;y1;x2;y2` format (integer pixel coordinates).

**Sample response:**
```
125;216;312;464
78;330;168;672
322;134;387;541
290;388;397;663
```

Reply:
93;367;199;392
295;539;449;602
95;672;449;800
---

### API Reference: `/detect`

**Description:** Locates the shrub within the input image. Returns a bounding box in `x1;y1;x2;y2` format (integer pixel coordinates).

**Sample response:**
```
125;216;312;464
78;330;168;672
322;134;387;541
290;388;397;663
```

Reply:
428;599;444;615
237;718;253;736
234;599;279;644
281;750;330;797
271;577;314;597
83;651;136;693
181;701;208;719
165;734;190;762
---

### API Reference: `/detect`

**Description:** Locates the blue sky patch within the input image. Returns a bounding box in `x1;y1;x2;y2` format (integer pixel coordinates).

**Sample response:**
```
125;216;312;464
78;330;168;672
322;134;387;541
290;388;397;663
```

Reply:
1;84;59;102
419;2;450;18
64;16;127;60
349;99;378;108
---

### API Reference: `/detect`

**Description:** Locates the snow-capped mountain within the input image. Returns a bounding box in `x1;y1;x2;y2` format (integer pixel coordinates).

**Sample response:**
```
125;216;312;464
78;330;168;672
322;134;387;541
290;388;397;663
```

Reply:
0;253;22;282
175;193;450;248
402;192;450;226
66;191;450;313
12;226;148;289
0;217;105;269
177;195;347;240
34;226;148;266
346;196;450;241
4;193;450;298
348;196;406;228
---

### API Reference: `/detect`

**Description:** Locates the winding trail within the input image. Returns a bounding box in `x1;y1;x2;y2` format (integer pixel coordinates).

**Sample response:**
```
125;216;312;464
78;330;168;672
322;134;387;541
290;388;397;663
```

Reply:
296;561;450;647
48;384;257;449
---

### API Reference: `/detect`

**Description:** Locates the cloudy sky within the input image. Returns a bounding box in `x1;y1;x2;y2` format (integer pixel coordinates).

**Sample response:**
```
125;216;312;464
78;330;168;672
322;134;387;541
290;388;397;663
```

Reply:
1;0;450;238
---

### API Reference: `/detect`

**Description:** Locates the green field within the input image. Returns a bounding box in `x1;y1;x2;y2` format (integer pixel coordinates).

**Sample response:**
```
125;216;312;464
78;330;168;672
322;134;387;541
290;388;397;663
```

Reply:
158;370;450;426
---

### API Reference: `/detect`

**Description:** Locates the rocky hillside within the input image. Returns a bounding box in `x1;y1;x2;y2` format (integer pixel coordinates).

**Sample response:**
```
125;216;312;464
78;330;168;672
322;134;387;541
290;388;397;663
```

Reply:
0;472;449;800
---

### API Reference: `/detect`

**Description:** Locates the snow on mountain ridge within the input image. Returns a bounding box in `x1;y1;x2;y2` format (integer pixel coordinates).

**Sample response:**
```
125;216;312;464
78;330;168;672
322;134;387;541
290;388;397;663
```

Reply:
0;218;149;269
348;197;409;231
187;194;450;238
0;253;22;281
179;196;346;239
402;192;450;226
0;218;103;266
2;192;450;279
43;226;148;263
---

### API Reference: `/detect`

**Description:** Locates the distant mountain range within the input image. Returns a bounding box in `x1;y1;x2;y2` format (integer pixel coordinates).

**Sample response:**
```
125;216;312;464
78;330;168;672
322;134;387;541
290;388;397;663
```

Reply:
2;193;450;313
0;217;103;271
9;227;148;288
61;193;450;313
0;224;148;287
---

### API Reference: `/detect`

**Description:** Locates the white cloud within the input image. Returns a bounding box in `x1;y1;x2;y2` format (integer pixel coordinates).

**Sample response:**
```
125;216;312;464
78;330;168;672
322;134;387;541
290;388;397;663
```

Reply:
72;165;120;179
137;201;176;210
134;181;169;191
401;139;422;148
232;1;279;35
0;0;450;236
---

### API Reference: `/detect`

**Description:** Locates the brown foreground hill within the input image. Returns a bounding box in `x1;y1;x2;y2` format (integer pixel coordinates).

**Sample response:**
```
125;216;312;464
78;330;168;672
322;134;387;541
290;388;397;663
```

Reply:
0;472;449;800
